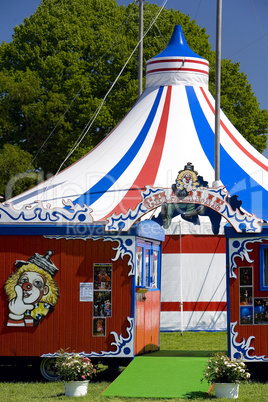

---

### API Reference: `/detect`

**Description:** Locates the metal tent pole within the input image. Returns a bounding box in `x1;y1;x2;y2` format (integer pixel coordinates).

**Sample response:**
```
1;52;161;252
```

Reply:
138;0;144;97
179;220;183;335
214;0;222;184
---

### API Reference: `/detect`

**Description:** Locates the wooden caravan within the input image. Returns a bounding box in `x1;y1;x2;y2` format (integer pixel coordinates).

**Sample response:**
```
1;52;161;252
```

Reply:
225;224;268;364
0;220;164;379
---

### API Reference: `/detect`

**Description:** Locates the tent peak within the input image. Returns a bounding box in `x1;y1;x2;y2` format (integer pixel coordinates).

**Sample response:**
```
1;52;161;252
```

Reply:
153;25;203;60
146;25;209;89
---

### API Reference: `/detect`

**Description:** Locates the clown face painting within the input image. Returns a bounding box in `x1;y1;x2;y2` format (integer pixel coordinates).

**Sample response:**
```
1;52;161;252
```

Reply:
161;162;207;229
4;250;59;327
173;162;201;197
18;271;49;304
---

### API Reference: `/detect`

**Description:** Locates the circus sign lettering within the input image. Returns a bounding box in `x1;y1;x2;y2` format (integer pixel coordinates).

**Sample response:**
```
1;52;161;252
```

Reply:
142;189;225;212
106;163;261;234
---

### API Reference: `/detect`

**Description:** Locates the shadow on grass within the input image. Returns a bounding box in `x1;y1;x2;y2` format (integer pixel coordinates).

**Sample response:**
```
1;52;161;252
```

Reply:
182;391;213;399
0;362;124;384
143;350;225;357
0;364;44;382
93;365;125;383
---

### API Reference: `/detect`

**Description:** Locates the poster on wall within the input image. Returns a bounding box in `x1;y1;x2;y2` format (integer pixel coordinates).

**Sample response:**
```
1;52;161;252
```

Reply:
254;298;268;324
80;282;93;302
93;263;112;319
240;267;252;286
239;267;254;325
94;263;112;290
240;306;253;325
93;291;112;317
240;287;252;305
93;317;106;336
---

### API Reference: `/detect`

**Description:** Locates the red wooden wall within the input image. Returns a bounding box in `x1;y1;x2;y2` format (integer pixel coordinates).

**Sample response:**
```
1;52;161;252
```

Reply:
0;235;132;357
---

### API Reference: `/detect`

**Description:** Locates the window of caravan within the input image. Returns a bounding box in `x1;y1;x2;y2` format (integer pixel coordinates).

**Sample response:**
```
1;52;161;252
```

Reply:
260;245;268;291
135;241;160;290
136;246;143;287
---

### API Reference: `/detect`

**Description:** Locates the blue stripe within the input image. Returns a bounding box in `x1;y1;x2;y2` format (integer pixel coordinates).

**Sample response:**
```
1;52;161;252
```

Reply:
73;86;164;207
186;86;268;220
153;25;202;60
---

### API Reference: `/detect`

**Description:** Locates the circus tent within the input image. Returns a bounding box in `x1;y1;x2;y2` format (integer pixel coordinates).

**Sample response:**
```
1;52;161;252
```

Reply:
7;25;268;222
3;25;268;331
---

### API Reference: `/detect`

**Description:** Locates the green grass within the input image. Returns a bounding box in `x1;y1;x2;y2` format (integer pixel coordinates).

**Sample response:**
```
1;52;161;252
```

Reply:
0;378;267;401
160;331;227;351
0;332;267;401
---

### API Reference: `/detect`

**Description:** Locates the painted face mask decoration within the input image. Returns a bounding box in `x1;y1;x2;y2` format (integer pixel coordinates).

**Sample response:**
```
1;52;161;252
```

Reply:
4;250;59;327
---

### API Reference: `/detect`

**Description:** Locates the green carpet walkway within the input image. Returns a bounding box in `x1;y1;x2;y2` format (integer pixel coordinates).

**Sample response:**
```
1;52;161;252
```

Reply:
102;353;211;399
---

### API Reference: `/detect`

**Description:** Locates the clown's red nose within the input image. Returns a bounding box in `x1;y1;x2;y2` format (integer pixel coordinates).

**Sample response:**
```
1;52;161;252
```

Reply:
22;282;32;291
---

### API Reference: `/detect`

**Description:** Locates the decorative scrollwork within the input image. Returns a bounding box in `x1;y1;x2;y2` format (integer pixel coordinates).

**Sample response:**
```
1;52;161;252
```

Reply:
230;322;267;361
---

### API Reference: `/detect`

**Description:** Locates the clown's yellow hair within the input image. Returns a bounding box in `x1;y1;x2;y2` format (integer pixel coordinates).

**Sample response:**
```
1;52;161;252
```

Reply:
177;169;198;183
4;263;59;306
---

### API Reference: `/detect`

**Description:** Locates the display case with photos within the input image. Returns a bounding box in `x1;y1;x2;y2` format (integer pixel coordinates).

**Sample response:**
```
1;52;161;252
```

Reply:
93;264;112;336
239;267;253;325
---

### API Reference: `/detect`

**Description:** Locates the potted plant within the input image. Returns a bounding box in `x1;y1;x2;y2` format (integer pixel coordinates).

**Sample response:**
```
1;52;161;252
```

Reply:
55;349;97;397
202;352;250;399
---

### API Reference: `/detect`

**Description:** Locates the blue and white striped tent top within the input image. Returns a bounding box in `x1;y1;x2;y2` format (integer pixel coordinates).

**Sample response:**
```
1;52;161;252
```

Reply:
8;25;268;223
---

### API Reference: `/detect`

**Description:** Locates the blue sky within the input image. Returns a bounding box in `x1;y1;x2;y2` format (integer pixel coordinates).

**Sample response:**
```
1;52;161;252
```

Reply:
1;0;267;152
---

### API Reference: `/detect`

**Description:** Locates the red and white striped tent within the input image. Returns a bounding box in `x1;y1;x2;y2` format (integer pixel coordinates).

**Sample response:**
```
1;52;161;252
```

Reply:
4;25;268;331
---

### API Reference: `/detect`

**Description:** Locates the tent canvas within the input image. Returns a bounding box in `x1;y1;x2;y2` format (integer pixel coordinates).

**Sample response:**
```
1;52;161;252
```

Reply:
5;25;268;224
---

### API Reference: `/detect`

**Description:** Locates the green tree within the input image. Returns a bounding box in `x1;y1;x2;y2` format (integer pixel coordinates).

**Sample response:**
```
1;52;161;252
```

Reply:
0;144;38;200
0;0;267;181
209;58;268;152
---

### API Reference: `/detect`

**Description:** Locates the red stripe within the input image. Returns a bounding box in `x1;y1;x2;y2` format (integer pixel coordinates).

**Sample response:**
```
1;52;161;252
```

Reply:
200;87;268;172
104;86;172;217
147;67;209;75
163;234;226;254
161;301;227;312
147;58;209;67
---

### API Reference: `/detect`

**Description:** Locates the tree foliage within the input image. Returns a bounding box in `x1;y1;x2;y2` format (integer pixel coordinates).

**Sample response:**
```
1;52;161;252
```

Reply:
0;0;267;185
209;59;268;152
0;144;37;199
